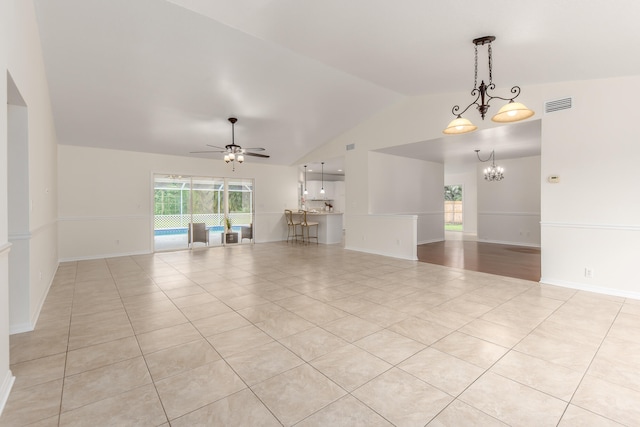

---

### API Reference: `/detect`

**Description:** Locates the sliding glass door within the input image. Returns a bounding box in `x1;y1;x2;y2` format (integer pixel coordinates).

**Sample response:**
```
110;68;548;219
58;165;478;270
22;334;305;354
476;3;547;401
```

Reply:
153;174;254;251
228;178;254;243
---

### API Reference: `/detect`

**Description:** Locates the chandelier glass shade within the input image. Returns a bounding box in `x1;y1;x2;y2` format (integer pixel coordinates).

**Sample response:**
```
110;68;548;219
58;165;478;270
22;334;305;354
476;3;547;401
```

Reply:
483;163;505;181
444;36;534;135
475;149;504;182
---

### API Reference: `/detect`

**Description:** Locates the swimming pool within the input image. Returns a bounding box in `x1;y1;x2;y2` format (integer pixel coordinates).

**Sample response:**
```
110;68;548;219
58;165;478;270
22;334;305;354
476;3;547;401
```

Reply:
154;226;240;236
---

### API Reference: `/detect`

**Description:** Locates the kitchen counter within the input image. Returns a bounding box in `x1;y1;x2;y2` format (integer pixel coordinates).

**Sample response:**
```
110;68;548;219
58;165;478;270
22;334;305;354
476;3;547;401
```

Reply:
305;211;343;215
288;211;343;244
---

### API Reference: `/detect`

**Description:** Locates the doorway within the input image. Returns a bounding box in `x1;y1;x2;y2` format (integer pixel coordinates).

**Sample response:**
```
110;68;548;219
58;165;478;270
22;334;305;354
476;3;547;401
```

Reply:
444;185;463;233
153;174;254;251
7;73;32;333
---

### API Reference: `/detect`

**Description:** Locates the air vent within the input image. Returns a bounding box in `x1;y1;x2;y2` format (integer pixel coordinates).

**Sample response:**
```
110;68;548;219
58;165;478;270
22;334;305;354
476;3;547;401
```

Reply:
346;143;355;151
545;97;572;114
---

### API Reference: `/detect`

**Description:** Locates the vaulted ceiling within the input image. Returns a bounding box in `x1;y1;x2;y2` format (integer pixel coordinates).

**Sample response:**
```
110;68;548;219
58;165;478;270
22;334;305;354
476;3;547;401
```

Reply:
33;0;640;172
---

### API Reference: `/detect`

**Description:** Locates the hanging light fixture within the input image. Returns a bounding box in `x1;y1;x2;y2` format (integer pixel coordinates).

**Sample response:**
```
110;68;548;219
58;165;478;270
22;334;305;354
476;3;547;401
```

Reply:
443;36;534;135
475;149;504;181
303;165;308;195
320;162;325;194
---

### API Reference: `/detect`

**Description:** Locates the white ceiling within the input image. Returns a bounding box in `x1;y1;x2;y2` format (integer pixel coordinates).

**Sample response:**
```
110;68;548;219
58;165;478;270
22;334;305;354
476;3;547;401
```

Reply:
33;0;640;169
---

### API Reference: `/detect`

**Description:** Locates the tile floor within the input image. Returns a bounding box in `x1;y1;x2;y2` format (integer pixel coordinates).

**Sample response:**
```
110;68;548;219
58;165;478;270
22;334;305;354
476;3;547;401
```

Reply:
1;242;639;426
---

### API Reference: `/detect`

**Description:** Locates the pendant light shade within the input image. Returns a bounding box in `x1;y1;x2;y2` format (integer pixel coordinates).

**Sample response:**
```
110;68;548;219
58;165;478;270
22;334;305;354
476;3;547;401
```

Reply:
443;117;478;135
491;101;535;123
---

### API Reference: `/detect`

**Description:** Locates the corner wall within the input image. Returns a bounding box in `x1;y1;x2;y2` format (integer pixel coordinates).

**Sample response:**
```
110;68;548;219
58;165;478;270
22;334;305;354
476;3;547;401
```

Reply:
477;156;541;247
368;152;444;244
1;0;59;413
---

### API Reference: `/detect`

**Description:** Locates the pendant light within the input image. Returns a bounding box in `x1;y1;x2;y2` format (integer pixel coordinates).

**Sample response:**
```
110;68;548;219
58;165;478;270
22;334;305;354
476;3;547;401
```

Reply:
303;165;308;195
475;149;505;182
443;36;534;135
320;162;325;194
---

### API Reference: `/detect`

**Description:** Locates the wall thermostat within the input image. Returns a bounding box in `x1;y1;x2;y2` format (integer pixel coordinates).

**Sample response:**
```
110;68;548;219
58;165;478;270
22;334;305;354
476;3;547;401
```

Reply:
548;175;560;183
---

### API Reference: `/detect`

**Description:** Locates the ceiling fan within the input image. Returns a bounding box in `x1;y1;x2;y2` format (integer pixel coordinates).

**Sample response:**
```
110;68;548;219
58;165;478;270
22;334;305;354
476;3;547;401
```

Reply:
190;117;270;166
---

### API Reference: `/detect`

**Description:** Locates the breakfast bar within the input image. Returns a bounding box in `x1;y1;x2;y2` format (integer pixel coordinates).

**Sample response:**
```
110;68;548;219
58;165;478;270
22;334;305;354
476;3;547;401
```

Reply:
289;211;343;244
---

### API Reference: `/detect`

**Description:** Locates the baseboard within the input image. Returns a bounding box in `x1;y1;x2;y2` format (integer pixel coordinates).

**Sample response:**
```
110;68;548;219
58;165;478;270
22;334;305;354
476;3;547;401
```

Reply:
0;370;15;417
9;322;33;335
59;249;152;263
540;277;640;301
477;238;541;248
344;245;418;261
417;238;444;245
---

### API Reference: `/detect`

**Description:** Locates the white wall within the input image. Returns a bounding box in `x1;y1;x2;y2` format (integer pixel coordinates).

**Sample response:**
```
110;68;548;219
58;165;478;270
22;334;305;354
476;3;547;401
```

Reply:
300;75;640;299
540;77;640;298
477;156;541;247
58;145;298;260
0;0;10;411
368;152;444;244
1;0;60;413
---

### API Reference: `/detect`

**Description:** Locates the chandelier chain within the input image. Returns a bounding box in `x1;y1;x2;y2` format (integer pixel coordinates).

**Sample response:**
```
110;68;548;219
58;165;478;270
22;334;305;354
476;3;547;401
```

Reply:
488;43;493;85
474;44;478;89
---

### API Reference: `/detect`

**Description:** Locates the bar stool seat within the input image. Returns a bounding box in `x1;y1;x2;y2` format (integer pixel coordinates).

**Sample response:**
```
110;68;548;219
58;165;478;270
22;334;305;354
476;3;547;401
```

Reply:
301;211;319;244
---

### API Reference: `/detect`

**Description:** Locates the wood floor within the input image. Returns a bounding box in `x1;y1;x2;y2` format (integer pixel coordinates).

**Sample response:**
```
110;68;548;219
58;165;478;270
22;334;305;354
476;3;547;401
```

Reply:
417;240;541;282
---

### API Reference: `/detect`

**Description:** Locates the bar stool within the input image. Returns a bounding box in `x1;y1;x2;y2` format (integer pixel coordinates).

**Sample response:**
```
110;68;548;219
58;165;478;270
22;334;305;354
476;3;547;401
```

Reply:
301;210;319;244
284;209;302;243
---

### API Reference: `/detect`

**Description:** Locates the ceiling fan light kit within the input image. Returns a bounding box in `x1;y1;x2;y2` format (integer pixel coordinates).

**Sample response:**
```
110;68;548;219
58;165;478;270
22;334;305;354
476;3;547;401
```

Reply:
444;36;534;135
190;117;269;171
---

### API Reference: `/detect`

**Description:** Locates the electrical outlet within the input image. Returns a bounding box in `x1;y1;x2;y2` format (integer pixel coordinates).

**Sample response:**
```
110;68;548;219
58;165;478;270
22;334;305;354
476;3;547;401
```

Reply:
584;268;594;278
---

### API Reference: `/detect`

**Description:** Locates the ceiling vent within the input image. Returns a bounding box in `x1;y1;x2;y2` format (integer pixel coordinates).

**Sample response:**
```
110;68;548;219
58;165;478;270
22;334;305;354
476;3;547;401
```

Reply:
346;143;355;151
545;97;572;114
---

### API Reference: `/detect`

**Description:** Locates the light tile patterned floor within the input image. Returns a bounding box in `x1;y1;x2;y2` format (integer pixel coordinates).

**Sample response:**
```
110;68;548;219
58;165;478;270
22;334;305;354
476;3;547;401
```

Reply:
2;242;639;426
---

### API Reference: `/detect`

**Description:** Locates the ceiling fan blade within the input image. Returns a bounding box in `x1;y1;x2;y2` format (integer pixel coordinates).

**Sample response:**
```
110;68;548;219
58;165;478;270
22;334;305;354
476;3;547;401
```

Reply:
242;147;266;152
243;152;270;158
190;150;225;154
206;144;228;150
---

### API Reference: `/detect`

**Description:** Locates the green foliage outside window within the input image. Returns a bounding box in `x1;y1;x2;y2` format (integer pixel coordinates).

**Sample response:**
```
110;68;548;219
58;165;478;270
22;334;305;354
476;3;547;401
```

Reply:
154;189;250;215
444;185;462;201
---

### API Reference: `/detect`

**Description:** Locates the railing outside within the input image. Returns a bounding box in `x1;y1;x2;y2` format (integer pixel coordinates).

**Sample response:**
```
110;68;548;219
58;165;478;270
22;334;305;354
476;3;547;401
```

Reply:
154;213;253;230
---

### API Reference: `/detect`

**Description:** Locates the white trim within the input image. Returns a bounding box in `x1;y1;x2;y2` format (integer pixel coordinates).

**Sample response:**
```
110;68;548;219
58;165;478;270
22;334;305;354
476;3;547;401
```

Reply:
59;249;152;263
8;232;30;241
30;220;58;237
344;245;418;261
541;222;640;231
9;221;60;240
0;243;12;257
9;322;33;335
477;238;541;248
417;238;444;245
540;277;640;301
58;215;149;222
0;370;15;417
406;211;444;216
478;211;540;217
24;262;60;333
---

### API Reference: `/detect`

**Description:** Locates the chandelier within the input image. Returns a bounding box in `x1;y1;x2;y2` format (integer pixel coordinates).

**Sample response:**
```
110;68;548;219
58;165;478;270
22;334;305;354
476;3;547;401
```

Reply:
443;36;534;135
475;150;504;182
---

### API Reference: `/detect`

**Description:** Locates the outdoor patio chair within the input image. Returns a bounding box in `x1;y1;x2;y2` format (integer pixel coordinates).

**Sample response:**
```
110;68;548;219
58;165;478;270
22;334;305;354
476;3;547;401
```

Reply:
188;222;209;246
